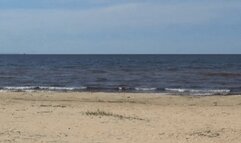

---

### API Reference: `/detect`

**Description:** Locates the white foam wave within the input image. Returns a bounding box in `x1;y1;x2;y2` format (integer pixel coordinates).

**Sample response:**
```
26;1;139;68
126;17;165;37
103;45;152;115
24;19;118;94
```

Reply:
3;86;37;90
38;86;75;91
1;86;87;91
165;88;230;95
135;87;157;91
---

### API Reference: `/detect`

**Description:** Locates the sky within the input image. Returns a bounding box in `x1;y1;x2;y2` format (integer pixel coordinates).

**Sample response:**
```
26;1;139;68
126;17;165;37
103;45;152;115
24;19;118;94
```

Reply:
0;0;241;54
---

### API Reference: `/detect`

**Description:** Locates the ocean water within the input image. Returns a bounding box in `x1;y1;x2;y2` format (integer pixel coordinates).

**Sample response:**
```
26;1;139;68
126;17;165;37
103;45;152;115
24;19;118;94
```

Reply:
0;54;241;95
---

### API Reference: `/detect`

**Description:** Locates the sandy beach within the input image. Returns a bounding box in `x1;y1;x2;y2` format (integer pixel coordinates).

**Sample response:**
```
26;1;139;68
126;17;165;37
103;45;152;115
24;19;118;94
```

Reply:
0;92;241;143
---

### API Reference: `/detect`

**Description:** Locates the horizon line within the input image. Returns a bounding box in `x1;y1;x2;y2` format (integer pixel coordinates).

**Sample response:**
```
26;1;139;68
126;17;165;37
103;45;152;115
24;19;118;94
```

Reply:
0;53;241;55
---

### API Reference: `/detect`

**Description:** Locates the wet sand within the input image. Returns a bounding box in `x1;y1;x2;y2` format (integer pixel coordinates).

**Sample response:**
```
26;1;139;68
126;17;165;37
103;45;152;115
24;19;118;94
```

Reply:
0;92;241;143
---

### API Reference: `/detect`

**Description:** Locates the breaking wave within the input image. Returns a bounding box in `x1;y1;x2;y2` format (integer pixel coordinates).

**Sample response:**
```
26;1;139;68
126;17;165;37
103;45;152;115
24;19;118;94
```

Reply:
0;86;87;92
165;88;231;95
0;86;233;95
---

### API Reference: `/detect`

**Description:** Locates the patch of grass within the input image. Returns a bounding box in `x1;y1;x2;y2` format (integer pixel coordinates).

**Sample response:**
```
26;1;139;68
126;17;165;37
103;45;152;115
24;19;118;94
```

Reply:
40;104;66;108
83;109;145;121
190;130;220;138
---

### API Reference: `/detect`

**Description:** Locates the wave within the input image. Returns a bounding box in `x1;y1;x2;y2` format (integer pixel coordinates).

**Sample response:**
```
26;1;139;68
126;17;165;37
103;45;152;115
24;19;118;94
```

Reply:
202;72;241;77
165;88;231;95
134;87;157;91
0;86;87;92
0;86;233;95
3;86;37;90
0;86;160;92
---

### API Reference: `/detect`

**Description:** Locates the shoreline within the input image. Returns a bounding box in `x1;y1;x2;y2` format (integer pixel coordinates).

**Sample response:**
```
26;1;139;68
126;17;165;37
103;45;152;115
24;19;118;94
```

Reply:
0;92;241;142
0;90;234;96
0;86;233;95
2;91;241;104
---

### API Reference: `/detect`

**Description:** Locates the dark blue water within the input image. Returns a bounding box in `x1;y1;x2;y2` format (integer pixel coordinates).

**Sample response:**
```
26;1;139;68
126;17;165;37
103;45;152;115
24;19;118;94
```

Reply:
0;54;241;95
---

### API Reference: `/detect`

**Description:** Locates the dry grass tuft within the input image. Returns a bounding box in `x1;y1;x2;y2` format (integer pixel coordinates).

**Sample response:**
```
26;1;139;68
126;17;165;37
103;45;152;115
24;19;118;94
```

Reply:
83;109;145;121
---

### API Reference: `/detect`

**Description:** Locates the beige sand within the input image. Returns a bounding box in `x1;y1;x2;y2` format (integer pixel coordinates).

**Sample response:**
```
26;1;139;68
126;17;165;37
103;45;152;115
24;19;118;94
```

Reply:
0;92;241;143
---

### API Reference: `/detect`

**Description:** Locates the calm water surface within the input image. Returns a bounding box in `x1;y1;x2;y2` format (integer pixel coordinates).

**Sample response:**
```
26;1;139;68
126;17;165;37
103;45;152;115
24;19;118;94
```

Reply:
0;55;241;95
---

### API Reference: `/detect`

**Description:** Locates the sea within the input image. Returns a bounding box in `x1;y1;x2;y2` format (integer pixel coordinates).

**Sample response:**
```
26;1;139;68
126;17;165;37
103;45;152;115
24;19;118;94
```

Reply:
0;54;241;95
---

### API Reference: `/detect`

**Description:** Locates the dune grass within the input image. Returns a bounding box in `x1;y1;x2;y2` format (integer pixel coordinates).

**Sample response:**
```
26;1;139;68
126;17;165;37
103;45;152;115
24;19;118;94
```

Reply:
83;109;145;121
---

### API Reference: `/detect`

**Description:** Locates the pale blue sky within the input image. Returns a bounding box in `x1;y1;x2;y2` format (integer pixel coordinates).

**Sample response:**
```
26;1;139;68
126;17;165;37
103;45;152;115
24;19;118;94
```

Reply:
0;0;241;54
